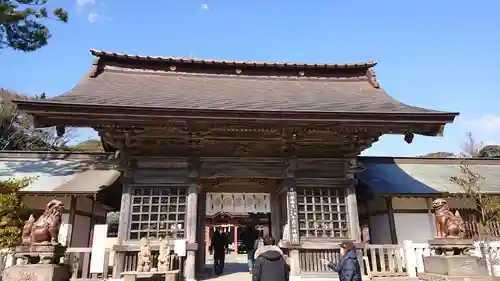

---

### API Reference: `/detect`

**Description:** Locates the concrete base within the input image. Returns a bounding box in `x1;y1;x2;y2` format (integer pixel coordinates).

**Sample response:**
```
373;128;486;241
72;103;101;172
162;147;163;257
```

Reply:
428;238;474;246
428;238;474;256
424;255;488;276
1;264;71;281
419;272;500;281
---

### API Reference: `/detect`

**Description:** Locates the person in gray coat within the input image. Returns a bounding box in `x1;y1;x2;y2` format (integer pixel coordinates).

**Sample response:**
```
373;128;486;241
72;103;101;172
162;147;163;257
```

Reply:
252;236;289;281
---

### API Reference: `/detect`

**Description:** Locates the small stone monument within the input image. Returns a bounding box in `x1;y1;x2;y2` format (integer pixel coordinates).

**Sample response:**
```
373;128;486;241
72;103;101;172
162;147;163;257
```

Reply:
157;237;171;272
420;198;498;281
1;200;71;281
136;237;152;272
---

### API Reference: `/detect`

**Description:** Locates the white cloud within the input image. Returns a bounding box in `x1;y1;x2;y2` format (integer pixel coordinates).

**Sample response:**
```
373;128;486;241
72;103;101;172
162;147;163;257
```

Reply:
201;3;209;11
76;0;95;9
87;12;100;23
87;11;112;23
459;115;500;146
462;115;500;134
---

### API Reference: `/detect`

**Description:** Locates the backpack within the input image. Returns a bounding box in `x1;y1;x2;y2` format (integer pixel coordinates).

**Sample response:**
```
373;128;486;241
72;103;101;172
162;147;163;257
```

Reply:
254;238;264;250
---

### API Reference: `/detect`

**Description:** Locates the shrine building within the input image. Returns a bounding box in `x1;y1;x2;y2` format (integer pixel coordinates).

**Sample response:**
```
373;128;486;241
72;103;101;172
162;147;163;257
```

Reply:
14;50;459;280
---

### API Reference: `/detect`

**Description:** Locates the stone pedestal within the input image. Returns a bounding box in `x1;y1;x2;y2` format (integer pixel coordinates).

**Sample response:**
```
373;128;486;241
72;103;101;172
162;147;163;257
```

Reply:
14;244;66;265
1;264;71;281
424;255;488;276
419;238;500;281
428;238;474;256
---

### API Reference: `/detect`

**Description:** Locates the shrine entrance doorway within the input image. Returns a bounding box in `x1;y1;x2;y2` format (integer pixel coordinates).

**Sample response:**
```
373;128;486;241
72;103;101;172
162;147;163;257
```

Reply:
195;179;287;277
204;193;272;257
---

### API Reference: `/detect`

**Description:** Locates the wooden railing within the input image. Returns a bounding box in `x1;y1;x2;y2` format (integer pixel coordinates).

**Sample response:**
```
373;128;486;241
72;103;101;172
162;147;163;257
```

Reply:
111;245;184;279
299;244;405;278
66;247;111;280
464;221;500;238
0;247;183;281
121;250;183;272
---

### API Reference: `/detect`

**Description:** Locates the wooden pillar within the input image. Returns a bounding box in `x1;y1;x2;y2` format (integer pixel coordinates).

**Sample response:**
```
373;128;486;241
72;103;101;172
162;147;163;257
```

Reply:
346;160;362;242
386;197;398;244
184;160;199;281
87;198;96;247
113;181;131;278
289;249;301;281
66;195;77;247
196;190;206;276
234;223;238;255
205;224;210;257
426;197;435;235
270;191;282;240
365;200;372;244
346;183;361;242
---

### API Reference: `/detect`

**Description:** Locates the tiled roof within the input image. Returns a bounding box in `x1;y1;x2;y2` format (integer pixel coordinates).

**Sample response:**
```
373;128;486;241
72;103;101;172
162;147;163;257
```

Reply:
35;50;451;114
89;49;379;69
0;151;119;194
358;157;500;195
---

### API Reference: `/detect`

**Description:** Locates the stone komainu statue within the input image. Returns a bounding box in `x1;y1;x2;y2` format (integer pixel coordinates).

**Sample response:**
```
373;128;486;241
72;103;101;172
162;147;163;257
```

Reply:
21;199;65;245
157;237;171;272
432;198;466;238
136;237;152;272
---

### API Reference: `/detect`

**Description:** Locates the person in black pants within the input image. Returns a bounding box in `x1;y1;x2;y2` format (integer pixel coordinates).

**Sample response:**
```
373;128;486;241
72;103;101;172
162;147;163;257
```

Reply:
211;228;226;275
242;226;257;273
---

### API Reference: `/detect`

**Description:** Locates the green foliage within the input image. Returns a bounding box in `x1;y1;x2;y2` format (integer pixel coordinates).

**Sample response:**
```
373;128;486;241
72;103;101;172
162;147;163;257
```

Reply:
478;145;500;159
0;88;70;150
65;139;104;152
420;152;456;158
450;162;500;238
0;0;68;51
0;177;34;248
425;132;499;159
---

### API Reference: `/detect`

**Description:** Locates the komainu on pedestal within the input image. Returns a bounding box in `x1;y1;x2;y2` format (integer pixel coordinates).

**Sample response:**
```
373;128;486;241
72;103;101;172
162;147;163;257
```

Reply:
157;237;172;272
1;200;71;281
136;237;152;272
419;198;499;281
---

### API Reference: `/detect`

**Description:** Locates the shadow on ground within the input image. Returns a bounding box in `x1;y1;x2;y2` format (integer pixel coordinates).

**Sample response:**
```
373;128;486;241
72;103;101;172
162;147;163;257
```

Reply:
200;262;252;280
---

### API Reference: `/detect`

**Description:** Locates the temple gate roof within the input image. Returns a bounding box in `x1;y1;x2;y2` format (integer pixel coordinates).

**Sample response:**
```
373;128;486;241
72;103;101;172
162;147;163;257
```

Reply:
15;50;458;131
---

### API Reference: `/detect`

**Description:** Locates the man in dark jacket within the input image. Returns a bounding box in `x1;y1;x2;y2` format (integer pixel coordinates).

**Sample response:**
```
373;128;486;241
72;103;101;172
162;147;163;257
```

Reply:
211;228;226;275
243;226;257;273
252;236;289;281
322;242;362;281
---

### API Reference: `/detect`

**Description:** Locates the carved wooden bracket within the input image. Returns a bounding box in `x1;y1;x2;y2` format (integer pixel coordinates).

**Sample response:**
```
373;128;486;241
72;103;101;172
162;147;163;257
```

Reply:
208;178;230;186
249;178;268;186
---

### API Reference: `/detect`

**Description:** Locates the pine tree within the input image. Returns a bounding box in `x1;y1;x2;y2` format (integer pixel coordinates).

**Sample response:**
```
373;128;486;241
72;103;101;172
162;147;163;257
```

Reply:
0;0;68;51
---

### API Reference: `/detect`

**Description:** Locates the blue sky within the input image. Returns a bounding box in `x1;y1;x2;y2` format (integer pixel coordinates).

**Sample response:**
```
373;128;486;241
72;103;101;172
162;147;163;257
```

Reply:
1;0;499;156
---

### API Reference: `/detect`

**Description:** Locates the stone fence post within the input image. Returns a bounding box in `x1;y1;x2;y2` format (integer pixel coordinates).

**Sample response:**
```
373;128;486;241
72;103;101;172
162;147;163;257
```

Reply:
403;240;417;278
